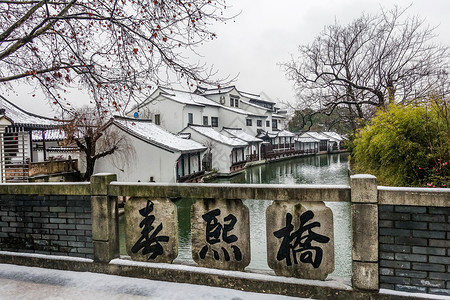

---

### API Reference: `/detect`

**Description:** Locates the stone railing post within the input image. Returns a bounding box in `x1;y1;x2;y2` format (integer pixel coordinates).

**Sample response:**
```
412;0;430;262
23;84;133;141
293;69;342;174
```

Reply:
350;174;379;291
91;173;119;263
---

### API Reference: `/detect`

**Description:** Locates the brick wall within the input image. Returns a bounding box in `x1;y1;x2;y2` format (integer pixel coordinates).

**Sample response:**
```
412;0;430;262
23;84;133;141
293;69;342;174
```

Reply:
379;205;450;296
0;195;93;259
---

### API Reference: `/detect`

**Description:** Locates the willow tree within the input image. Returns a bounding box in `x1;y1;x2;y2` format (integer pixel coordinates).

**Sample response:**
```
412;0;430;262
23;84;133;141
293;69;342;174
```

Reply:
0;0;230;113
283;6;449;130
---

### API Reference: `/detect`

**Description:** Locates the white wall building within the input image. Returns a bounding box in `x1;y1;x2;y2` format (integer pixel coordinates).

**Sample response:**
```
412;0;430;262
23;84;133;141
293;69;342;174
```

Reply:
179;124;248;175
94;117;206;183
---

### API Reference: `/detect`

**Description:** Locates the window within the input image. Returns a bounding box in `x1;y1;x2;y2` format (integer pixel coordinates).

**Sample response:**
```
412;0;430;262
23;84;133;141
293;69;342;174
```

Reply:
154;114;160;125
272;119;277;129
235;99;239;107
188;113;193;124
211;117;218;127
203;116;208;126
257;120;262;127
246;119;252;126
231;96;239;108
266;120;270;127
230;98;234;107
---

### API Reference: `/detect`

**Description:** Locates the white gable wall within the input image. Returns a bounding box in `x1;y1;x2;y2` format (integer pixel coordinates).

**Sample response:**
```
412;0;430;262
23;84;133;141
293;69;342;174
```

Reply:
181;127;233;174
93;125;181;182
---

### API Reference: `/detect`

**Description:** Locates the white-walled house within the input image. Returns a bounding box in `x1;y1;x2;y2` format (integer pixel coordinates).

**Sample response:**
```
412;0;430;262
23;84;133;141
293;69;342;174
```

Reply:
299;132;330;153
179;124;248;175
94;117;207;183
220;127;263;162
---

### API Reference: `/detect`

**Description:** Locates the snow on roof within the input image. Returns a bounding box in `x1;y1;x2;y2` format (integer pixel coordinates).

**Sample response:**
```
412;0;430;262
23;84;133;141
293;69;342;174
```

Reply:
185;125;248;147
221;128;263;143
32;129;67;141
300;132;330;141
322;131;344;141
0;96;60;128
276;130;296;137
296;136;318;143
199;86;236;96
113;117;206;153
160;87;220;107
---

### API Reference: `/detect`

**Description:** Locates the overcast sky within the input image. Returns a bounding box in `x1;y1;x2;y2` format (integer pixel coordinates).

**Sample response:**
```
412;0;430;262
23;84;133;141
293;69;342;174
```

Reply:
8;0;450;117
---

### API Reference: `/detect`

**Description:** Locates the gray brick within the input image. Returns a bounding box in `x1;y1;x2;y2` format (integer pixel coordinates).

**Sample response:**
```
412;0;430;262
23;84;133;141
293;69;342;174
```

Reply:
49;218;66;224
395;221;427;230
380;260;410;269
76;236;92;242
58;213;75;219
430;272;450;281
33;207;48;212
430;239;450;248
67;230;84;236
379;220;393;228
395;236;427;246
429;207;450;215
412;278;445;288
429;223;450;231
75;225;91;231
58;224;76;230
51;240;68;247
380;228;411;237
379;236;395;244
380;283;395;290
67;219;85;225
379;205;394;212
41;224;58;229
379;212;410;221
413;230;445;239
395;253;427;262
412;246;446;256
429;255;450;264
49;207;66;213
395;270;427;278
395;285;427;293
412;214;446;222
380;268;394;276
380;244;410;253
429;289;450;296
380;252;395;260
68;241;86;248
67;207;84;213
59;236;77;241
2;227;17;233
77;248;93;254
412;263;445;272
383;276;411;285
24;212;40;217
51;229;67;235
2;216;17;222
394;206;426;213
9;222;24;228
32;218;49;223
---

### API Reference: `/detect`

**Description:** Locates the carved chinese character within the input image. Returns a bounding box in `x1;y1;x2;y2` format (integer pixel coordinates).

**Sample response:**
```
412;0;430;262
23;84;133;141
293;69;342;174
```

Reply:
131;200;169;260
125;197;178;263
191;199;250;270
267;201;334;280
274;210;330;268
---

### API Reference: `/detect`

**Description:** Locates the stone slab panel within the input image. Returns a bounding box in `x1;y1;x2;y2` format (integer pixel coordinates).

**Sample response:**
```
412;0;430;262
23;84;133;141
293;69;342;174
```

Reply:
350;174;377;203
266;201;334;280
352;261;379;291
191;198;250;271
125;197;177;263
352;203;378;262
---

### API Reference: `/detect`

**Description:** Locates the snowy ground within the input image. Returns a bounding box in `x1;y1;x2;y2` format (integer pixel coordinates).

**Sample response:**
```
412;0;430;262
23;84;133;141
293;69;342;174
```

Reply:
0;263;311;300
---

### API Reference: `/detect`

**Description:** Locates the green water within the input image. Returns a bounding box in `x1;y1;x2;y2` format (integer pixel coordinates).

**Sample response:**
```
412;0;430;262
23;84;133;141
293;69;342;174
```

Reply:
120;153;352;277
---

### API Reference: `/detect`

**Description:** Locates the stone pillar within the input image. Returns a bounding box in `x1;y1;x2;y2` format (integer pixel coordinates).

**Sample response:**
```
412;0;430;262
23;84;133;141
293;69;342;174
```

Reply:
350;174;378;291
91;173;119;263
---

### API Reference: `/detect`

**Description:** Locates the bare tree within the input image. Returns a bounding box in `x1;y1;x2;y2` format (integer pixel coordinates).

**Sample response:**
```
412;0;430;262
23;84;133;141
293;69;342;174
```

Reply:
62;106;133;180
283;6;449;128
0;0;231;113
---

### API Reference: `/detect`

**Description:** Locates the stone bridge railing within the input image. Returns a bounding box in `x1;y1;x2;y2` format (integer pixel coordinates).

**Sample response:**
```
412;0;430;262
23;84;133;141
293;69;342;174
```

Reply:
0;173;449;299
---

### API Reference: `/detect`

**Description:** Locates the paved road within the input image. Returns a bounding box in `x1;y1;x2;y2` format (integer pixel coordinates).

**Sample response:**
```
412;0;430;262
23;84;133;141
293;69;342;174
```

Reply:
0;263;310;300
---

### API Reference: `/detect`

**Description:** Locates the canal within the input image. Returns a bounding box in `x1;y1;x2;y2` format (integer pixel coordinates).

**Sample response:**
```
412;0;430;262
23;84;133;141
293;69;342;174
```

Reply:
120;152;351;278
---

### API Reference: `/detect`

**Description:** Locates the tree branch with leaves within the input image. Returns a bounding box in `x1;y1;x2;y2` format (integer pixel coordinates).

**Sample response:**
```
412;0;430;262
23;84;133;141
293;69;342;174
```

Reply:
0;0;231;113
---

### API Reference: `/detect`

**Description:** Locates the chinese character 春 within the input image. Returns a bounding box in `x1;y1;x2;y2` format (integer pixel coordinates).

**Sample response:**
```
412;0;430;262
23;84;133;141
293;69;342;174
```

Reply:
274;210;330;268
199;208;242;261
131;200;169;260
